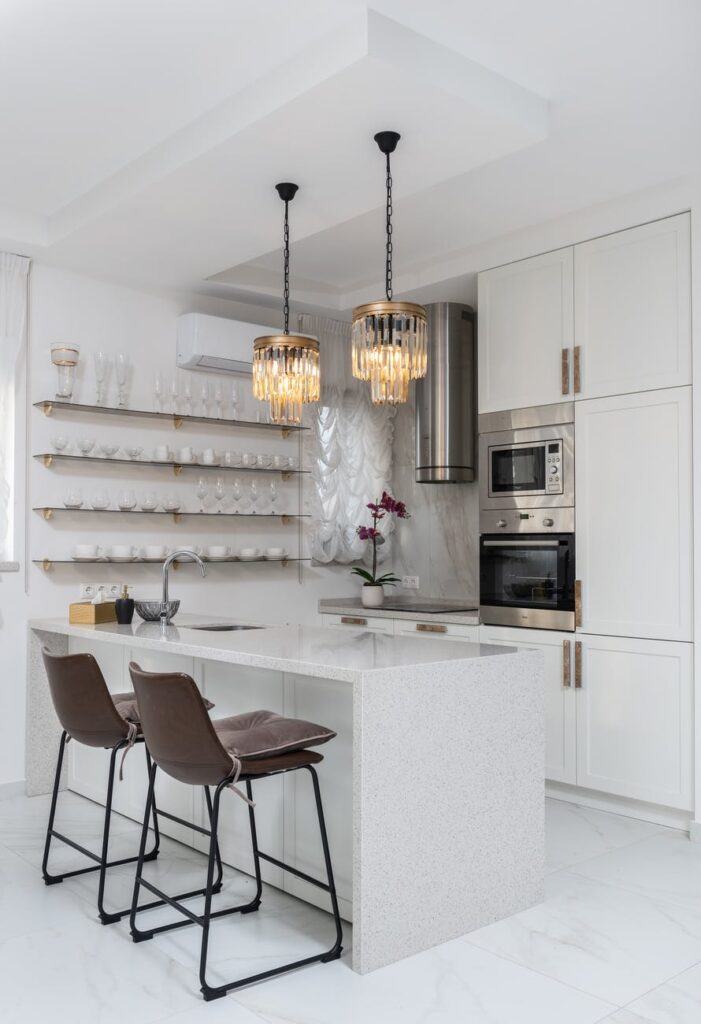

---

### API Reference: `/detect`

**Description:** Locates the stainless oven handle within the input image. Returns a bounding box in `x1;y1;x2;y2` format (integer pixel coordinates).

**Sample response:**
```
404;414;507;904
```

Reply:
482;540;561;548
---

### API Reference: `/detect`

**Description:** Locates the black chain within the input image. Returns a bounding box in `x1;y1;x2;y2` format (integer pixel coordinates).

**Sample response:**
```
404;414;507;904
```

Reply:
283;199;290;334
385;153;393;301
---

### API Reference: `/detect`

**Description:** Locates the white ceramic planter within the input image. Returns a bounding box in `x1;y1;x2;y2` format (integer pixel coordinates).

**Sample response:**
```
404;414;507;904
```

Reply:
361;584;384;608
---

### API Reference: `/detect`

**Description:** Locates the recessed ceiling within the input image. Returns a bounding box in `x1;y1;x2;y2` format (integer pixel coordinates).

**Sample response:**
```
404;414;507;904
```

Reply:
2;0;700;312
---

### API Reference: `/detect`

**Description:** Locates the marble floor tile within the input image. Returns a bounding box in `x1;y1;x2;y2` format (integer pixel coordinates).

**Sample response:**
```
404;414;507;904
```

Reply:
598;1013;654;1024
568;830;701;913
618;961;701;1024
0;916;202;1024
468;870;701;1005
231;940;615;1024
545;799;668;873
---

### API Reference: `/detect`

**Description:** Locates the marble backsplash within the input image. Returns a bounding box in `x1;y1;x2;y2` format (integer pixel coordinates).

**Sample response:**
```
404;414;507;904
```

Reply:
390;401;479;601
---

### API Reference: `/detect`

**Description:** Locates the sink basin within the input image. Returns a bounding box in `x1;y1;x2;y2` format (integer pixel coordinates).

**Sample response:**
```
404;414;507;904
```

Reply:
188;623;263;632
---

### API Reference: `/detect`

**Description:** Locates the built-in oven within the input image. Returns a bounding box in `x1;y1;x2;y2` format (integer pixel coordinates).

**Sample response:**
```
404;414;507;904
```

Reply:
478;403;574;510
479;508;575;631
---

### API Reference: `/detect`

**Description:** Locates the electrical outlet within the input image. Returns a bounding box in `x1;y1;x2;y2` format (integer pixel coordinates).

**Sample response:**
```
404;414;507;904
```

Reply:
401;575;420;590
79;582;122;600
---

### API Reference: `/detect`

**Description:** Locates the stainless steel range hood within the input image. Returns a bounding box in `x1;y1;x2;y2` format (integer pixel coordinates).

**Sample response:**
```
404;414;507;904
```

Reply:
415;302;476;483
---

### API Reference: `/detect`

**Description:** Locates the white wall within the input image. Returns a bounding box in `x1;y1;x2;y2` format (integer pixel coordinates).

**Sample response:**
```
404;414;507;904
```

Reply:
0;264;353;788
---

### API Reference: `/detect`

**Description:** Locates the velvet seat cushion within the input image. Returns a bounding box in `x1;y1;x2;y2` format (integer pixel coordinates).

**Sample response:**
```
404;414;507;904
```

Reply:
112;691;214;725
213;709;335;763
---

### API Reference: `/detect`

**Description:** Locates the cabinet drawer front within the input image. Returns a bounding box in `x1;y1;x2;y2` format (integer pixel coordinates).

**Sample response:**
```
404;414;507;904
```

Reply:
575;634;693;810
395;620;479;641
320;613;394;634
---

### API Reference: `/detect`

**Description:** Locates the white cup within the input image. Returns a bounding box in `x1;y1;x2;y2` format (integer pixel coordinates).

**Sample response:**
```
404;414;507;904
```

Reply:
108;545;134;558
241;453;257;468
74;544;98;558
179;544;200;555
153;445;171;461
143;545;167;559
177;446;194;463
201;448;216;465
205;545;229;558
239;547;259;558
272;454;289;470
265;547;285;558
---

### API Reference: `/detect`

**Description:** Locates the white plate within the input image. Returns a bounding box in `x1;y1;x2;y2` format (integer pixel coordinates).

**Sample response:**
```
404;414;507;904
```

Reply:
162;507;181;513
107;555;139;562
139;507;157;512
264;553;288;560
140;555;169;562
71;555;104;562
204;554;234;562
63;503;84;509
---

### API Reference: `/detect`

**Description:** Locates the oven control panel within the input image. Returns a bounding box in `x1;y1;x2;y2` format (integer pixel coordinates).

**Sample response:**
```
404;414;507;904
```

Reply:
479;507;575;534
546;441;563;492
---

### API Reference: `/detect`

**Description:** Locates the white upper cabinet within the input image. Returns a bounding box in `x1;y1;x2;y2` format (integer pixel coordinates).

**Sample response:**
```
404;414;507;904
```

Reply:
575;387;693;641
478;248;574;414
573;214;691;400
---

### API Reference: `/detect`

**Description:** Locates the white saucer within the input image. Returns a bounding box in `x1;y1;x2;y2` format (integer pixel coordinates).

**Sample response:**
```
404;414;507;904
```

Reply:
239;554;262;561
107;555;139;562
71;555;103;562
264;553;288;560
204;554;233;562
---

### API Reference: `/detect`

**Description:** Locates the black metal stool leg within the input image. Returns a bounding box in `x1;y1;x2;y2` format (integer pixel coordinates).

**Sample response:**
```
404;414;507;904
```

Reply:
96;743;122;924
307;765;343;961
42;731;68;885
130;760;158;941
241;779;262;914
199;781;226;1000
204;785;224;894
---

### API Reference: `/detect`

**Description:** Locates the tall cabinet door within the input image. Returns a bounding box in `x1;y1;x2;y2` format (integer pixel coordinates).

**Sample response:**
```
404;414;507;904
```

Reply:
575;634;693;810
478;247;574;413
574;214;691;400
479;626;577;785
575;387;692;641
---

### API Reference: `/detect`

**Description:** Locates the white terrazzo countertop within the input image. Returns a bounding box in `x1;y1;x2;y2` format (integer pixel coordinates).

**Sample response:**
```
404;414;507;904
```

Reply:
29;612;511;684
319;596;481;625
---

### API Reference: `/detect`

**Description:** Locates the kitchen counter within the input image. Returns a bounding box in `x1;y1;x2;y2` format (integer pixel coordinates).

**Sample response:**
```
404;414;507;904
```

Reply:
27;614;543;974
319;596;480;625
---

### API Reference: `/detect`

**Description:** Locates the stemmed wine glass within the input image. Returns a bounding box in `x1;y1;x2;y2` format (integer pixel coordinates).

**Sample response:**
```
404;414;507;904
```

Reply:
183;377;192;416
199;381;210;418
231;478;242;514
154;372;164;413
214;476;225;513
230;383;239;420
196;477;209;513
171;376;180;415
94;352;108;405
269;481;279;516
249;480;259;514
115;353;129;407
214;382;224;419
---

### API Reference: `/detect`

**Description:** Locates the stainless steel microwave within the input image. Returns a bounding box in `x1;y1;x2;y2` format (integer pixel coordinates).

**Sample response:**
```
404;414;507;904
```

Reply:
478;404;574;510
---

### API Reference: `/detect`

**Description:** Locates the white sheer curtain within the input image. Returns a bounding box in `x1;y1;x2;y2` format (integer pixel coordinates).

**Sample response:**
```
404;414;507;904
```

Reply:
0;253;30;560
300;314;396;565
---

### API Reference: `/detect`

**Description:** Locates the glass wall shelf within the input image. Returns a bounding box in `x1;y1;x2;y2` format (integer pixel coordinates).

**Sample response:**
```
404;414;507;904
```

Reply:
33;557;308;571
34;453;307;478
33;507;308;522
34;399;308;435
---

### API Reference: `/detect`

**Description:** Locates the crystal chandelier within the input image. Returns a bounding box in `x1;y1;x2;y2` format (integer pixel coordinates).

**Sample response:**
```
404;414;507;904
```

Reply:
352;132;427;405
252;183;320;424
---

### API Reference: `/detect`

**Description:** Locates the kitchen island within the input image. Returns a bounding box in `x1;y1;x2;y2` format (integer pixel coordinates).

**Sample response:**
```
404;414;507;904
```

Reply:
27;615;544;973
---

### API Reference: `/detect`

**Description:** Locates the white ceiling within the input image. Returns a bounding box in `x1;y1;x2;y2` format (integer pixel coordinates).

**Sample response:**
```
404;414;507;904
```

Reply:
3;0;701;312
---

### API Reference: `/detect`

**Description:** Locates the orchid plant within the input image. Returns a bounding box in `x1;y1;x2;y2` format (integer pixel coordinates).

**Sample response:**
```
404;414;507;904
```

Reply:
351;491;410;588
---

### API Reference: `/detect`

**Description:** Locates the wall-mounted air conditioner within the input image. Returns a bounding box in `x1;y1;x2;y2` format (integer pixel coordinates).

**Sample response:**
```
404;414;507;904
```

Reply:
176;313;277;374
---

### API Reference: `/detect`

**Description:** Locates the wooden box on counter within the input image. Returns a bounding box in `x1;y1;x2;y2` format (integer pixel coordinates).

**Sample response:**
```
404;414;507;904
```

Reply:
69;601;117;625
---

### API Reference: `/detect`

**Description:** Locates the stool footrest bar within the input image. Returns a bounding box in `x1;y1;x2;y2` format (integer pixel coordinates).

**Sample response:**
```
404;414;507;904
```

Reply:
258;850;332;892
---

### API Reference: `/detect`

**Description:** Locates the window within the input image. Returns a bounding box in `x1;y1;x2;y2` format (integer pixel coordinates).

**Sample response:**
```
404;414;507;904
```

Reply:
0;253;30;566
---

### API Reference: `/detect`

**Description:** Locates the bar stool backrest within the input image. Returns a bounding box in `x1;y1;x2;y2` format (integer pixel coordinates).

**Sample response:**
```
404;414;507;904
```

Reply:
42;649;130;748
128;662;234;786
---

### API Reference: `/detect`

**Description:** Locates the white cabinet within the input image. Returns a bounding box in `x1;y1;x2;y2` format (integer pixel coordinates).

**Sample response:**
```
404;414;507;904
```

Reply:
477;248;574;413
479;626;577;785
575;634;693;810
575;387;693;641
574;214;691;400
320;613;393;634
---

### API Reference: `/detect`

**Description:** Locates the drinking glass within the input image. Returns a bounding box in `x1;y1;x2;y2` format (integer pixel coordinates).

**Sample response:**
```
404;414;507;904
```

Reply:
91;488;110;510
117;489;137;510
183;377;193;416
94;351;108;405
231;478;242;514
171;376;180;415
115;353;129;407
199;381;210;418
214;476;225;513
214;382;224;419
154;372;164;413
196;477;209;513
140;491;158;512
230;382;239;420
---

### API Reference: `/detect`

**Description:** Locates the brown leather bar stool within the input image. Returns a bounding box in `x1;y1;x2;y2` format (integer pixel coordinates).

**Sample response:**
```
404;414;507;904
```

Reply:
128;662;343;1002
40;649;166;923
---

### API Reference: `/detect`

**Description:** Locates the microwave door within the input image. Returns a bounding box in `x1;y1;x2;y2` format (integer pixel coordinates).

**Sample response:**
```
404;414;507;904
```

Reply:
490;445;546;497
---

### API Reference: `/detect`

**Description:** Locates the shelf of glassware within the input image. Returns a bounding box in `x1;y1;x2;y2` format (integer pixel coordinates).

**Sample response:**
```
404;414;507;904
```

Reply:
33;507;308;522
34;452;307;478
33;400;308;435
33;557;310;571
